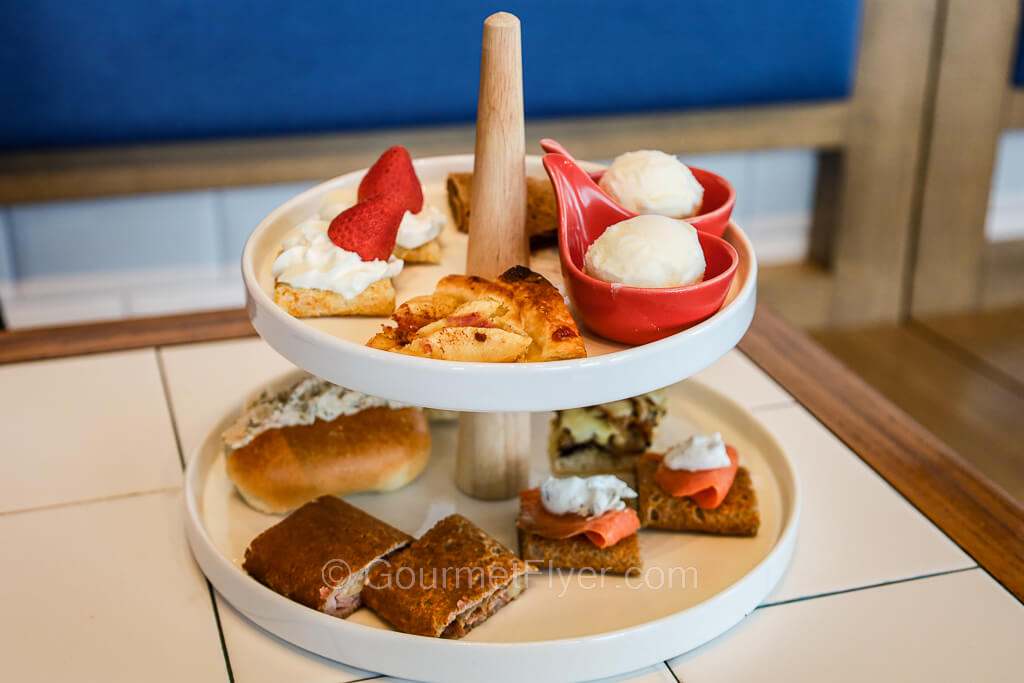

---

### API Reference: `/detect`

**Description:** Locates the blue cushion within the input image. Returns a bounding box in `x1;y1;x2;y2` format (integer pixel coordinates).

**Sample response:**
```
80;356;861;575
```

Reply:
0;1;861;149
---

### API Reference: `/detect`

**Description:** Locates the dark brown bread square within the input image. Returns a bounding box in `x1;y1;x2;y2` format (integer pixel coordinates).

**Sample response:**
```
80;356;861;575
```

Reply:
518;527;641;575
636;458;760;536
361;514;529;638
446;172;558;244
242;496;412;611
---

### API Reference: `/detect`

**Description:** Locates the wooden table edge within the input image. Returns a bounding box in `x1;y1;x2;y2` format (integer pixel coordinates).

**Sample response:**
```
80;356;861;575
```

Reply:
1;304;1022;602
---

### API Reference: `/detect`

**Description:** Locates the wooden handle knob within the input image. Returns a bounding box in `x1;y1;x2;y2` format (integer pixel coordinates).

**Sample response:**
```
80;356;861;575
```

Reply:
466;11;528;278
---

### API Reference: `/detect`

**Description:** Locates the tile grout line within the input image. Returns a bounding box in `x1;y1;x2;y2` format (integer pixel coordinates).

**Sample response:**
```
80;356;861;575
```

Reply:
154;349;186;471
0;485;183;517
733;365;993;579
748;399;798;413
205;581;236;683
757;565;979;610
155;348;235;683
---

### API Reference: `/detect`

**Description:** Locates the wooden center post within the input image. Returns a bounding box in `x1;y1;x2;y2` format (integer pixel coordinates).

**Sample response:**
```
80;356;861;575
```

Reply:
454;12;532;500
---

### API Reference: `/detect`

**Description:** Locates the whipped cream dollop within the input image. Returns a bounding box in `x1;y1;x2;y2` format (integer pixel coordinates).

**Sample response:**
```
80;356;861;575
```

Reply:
319;195;445;251
599;150;704;218
540;475;637;518
272;218;403;299
584;214;705;287
222;375;406;449
662;432;730;471
395;204;445;249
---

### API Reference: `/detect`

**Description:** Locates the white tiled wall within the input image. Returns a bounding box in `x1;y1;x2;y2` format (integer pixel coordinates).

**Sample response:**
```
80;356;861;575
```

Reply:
986;130;1024;242
0;152;818;330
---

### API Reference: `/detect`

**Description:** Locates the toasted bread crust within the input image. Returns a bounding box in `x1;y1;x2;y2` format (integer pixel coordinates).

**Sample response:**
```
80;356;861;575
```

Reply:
447;173;558;245
518;528;641;575
636;458;760;536
393;238;442;264
274;279;395;317
361;514;529;637
242;496;412;612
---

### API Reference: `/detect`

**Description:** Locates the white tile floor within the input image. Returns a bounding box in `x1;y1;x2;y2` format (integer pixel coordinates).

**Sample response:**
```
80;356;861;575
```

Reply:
669;568;1024;682
0;490;229;683
0;340;1019;682
0;349;182;513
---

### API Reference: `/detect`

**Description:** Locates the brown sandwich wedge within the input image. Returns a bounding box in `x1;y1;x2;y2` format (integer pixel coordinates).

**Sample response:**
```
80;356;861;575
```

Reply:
243;496;412;618
361;514;529;638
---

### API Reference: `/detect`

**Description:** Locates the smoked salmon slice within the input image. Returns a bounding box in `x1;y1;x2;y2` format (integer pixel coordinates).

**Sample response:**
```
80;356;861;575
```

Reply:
518;488;640;549
651;446;739;510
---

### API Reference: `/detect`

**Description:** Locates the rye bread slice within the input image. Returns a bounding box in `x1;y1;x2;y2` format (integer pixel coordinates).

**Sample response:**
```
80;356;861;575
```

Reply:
518;527;641;575
361;514;529;638
636;457;760;536
242;496;412;616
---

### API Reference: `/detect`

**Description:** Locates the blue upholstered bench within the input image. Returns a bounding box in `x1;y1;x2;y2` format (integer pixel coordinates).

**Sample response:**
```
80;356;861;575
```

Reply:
1;1;946;327
1;1;860;149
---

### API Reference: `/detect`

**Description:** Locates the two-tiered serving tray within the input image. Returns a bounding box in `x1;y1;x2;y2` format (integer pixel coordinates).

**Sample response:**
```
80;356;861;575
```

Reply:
184;154;800;683
184;12;799;683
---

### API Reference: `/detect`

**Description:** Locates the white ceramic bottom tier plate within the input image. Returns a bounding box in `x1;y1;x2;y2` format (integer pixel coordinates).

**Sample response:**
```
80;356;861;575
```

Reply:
242;154;757;412
185;372;799;683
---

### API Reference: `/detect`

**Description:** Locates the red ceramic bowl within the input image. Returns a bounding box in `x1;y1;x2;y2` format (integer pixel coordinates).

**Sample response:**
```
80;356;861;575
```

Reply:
538;138;735;237
686;167;735;238
543;153;739;345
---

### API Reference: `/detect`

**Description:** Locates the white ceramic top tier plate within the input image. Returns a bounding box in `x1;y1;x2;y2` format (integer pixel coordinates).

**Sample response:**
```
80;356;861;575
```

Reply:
242;155;757;412
185;372;799;683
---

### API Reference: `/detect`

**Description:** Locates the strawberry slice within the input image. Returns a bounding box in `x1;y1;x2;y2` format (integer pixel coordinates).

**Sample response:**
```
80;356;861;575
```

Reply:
358;146;424;214
327;193;404;261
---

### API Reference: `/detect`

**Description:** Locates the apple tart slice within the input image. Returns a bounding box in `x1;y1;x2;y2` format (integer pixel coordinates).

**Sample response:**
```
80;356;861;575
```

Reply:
367;266;587;362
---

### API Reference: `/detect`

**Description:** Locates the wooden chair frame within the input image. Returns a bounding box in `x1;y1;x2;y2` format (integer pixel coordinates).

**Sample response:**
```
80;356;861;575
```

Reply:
912;0;1024;316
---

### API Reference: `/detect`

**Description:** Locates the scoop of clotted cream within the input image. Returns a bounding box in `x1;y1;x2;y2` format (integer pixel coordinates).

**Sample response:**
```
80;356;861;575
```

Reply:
662;432;731;471
540;475;637;518
599;150;703;218
584;214;705;287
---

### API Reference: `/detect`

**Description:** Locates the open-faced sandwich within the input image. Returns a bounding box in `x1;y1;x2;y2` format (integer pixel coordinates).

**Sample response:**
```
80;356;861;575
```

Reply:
549;391;667;479
367;265;586;362
636;432;760;536
518;475;642;575
361;514;530;638
221;375;431;514
243;495;412;618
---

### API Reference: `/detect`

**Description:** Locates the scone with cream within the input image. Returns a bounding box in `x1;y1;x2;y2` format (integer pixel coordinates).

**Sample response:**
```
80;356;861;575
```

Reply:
272;146;434;318
272;215;403;317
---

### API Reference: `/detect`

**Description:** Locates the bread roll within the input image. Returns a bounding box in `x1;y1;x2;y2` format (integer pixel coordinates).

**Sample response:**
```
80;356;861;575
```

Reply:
226;406;431;514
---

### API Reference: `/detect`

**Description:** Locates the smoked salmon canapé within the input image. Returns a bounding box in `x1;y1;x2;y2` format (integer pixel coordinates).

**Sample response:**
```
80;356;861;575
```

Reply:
636;443;760;537
517;476;643;575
